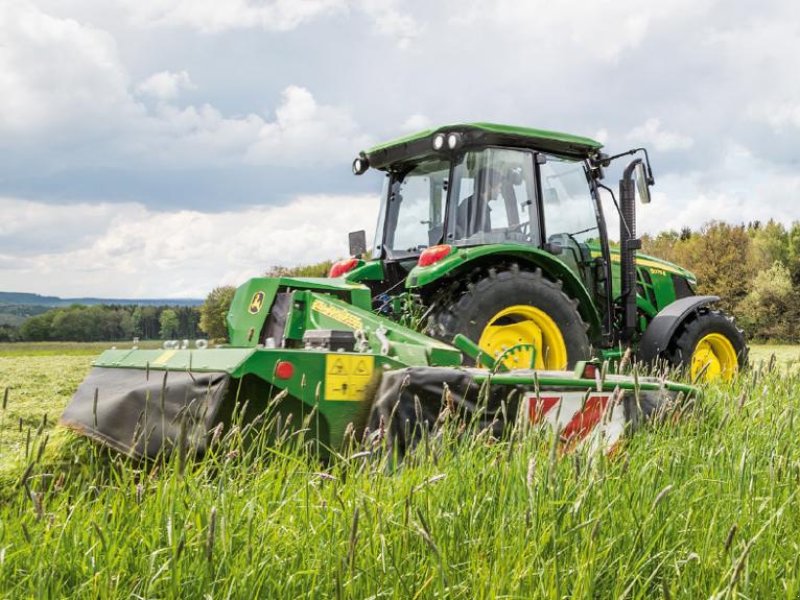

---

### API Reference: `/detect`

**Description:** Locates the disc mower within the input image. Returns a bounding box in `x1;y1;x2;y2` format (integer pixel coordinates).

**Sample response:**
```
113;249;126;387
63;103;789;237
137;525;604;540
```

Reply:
62;275;696;459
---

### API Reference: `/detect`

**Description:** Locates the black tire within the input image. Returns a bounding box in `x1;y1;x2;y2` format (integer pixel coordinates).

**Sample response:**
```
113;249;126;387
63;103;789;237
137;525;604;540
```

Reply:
668;309;747;380
426;265;591;368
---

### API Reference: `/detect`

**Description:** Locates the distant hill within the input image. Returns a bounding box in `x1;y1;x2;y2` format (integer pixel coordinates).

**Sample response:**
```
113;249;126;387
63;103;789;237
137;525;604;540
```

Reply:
0;291;203;307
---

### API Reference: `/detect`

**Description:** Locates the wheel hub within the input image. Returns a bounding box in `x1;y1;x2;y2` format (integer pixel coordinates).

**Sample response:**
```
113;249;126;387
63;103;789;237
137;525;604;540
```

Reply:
690;333;738;382
478;305;567;370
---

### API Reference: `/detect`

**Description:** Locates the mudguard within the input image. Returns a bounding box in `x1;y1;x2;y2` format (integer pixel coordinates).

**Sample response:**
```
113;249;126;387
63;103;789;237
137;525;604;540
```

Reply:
406;245;602;338
636;295;720;363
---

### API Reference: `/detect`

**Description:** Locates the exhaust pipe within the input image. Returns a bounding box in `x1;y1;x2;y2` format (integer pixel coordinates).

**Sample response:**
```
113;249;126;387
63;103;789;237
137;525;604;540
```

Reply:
619;159;643;345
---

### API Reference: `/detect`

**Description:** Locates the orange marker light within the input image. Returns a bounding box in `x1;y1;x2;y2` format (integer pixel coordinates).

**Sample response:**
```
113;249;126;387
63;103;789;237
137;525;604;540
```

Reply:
329;258;359;277
418;245;452;267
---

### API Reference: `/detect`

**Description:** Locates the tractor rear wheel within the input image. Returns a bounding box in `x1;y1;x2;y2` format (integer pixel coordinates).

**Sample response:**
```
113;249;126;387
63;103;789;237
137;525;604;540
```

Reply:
426;266;591;370
668;309;747;382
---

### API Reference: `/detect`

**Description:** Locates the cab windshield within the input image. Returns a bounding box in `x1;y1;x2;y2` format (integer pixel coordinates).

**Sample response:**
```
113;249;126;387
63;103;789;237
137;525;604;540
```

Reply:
445;148;539;247
376;149;541;259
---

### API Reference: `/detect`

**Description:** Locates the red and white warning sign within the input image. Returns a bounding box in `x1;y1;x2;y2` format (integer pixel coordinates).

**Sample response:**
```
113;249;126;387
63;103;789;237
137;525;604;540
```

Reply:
523;390;626;453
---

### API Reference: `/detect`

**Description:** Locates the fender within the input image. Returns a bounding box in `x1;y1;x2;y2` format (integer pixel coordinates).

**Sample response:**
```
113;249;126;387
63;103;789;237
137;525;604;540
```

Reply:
406;245;602;337
637;295;720;363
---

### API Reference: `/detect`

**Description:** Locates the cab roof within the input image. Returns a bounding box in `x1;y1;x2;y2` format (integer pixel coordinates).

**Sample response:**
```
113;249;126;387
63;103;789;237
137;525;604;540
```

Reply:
363;122;603;171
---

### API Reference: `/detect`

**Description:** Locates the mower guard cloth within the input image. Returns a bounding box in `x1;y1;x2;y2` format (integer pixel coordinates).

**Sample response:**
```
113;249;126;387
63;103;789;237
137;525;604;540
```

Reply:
60;367;230;459
367;367;678;455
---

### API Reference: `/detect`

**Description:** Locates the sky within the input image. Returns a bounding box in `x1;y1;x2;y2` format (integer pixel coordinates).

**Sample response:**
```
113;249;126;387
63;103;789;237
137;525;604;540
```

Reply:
2;0;800;298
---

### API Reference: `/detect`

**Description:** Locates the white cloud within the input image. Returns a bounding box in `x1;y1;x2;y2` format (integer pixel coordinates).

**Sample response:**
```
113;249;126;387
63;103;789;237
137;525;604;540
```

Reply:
0;2;370;169
0;196;143;254
118;0;421;46
448;0;710;63
136;70;196;101
0;194;379;297
121;0;345;33
359;0;421;48
401;114;432;132
626;118;694;151
0;0;140;136
636;167;800;236
122;85;372;168
243;86;373;165
747;101;800;131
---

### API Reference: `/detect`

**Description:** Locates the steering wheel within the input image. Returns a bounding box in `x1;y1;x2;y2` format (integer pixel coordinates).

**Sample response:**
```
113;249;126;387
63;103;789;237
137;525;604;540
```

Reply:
506;221;530;239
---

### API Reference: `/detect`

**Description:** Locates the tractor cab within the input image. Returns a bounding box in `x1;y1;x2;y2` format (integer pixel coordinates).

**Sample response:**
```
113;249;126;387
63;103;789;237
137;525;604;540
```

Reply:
352;124;614;329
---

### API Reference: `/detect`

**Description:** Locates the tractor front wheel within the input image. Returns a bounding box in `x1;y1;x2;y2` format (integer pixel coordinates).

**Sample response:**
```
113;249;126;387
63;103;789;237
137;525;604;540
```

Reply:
668;310;747;382
426;266;591;370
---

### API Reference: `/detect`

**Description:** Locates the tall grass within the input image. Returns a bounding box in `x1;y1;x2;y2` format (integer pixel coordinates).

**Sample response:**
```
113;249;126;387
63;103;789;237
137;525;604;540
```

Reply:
1;350;799;597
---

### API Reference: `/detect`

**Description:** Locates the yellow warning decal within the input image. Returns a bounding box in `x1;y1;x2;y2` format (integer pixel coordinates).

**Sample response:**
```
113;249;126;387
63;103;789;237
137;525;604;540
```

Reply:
311;299;363;330
249;291;265;314
152;350;176;365
325;354;374;401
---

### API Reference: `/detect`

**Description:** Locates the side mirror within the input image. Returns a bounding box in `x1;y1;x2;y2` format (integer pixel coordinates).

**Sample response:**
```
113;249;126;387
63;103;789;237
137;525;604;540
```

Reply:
634;162;651;204
348;230;367;257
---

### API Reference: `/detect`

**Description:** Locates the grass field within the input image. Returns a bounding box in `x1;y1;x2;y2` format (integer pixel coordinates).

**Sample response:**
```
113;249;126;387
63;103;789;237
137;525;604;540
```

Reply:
1;343;799;597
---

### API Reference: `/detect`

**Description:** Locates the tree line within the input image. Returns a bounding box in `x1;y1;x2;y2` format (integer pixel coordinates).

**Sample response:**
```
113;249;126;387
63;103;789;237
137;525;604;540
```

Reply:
642;219;800;342
2;304;201;342
5;226;797;345
0;261;333;343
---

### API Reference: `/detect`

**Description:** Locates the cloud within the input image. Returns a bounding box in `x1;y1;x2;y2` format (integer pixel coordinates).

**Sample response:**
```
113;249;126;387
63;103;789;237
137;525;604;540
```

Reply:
118;0;421;45
447;0;708;63
0;194;379;297
0;2;371;171
626;118;694;152
0;0;140;137
401;114;432;132
359;0;421;48
121;0;345;33
244;86;373;165
0;196;144;255
120;85;372;168
136;70;196;101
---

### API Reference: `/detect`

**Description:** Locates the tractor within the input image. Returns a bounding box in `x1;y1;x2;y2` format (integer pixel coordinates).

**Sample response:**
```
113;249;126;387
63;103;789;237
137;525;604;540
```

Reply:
334;123;747;381
59;123;725;460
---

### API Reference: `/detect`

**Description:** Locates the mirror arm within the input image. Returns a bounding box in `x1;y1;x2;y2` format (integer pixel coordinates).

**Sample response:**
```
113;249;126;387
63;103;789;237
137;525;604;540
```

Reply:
596;148;655;186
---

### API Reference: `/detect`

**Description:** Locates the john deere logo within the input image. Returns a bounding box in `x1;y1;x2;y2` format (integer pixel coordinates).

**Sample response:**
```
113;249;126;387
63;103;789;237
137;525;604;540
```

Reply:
248;291;265;314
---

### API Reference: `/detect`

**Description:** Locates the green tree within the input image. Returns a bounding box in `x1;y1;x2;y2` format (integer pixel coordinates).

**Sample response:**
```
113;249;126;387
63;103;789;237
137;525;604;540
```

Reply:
20;311;56;341
130;306;143;338
199;286;236;341
139;306;159;339
688;222;753;312
159;309;180;340
786;222;800;285
0;324;19;342
738;261;798;341
748;219;788;272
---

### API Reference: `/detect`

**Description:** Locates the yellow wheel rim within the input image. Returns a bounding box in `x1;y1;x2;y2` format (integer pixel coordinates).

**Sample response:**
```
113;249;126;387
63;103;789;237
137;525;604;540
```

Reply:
478;304;567;370
690;333;738;382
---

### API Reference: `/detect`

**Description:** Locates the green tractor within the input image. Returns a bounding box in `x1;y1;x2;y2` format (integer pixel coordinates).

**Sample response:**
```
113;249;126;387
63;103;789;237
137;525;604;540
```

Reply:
334;123;746;381
60;122;716;460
